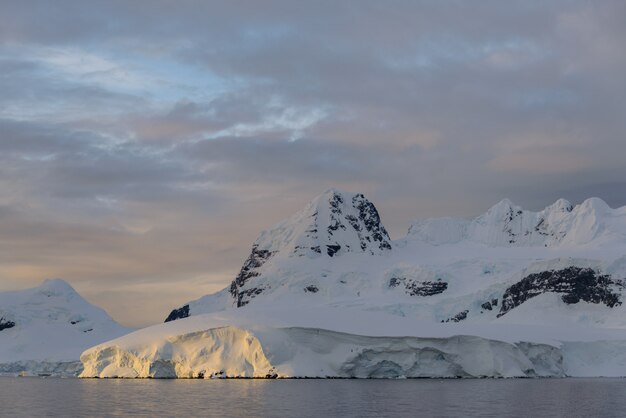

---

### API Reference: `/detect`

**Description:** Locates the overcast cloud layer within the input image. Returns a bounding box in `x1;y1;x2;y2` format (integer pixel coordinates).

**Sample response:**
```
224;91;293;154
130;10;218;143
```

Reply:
1;0;625;327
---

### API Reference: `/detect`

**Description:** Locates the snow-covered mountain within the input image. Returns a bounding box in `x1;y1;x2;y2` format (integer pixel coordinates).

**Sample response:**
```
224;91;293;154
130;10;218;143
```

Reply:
166;189;393;319
165;190;626;326
82;190;626;378
409;196;622;247
0;279;130;376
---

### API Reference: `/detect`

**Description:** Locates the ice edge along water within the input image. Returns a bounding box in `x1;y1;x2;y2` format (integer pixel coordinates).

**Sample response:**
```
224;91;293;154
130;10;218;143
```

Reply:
80;190;626;378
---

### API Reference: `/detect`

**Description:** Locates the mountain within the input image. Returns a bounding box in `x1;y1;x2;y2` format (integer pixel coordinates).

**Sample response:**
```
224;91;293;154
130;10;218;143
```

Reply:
82;190;626;378
0;279;131;376
166;189;392;320
409;196;622;247
166;191;626;325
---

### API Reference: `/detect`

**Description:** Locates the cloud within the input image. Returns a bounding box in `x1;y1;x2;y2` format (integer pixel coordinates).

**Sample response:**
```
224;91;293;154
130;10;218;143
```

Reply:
0;0;625;327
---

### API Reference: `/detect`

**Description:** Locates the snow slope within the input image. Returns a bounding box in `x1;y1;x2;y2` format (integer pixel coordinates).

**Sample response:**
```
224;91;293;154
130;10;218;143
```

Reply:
0;279;131;376
86;189;626;378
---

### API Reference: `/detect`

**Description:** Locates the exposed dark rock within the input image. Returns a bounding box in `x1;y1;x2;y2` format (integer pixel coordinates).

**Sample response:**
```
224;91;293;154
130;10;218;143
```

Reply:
328;193;347;234
388;277;402;288
326;244;341;257
498;267;624;317
304;285;319;293
229;245;274;307
442;310;469;323
480;299;499;311
236;287;265;307
388;277;448;297
316;191;392;255
164;304;190;323
0;317;16;331
352;194;392;251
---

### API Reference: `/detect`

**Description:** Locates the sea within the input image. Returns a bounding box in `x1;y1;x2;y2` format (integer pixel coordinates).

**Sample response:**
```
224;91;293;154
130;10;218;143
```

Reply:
0;377;624;417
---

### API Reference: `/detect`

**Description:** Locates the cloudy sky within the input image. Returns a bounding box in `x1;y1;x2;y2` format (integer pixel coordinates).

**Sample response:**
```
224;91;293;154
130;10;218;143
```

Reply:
1;1;625;327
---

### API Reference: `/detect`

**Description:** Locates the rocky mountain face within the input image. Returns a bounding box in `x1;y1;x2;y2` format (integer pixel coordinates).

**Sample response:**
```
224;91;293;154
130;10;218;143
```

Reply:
166;189;393;319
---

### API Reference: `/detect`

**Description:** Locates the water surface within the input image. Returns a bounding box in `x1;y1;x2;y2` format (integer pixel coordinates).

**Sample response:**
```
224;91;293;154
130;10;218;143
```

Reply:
0;377;624;417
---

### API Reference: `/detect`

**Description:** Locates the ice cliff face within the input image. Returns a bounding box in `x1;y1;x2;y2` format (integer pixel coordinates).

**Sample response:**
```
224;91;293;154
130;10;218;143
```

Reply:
81;325;568;379
0;279;130;376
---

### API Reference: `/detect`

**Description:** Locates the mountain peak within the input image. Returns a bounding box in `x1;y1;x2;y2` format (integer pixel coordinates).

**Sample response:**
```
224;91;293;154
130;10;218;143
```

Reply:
227;189;391;307
318;187;344;198
39;278;76;295
545;198;574;213
485;198;519;215
254;189;391;259
580;197;610;213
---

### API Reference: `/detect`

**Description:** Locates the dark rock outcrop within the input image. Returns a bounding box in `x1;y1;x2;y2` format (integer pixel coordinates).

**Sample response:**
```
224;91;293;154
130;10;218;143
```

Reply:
388;277;448;297
498;267;624;317
349;193;392;252
480;299;499;311
0;317;16;331
164;304;190;323
442;310;469;323
229;246;274;307
235;287;266;307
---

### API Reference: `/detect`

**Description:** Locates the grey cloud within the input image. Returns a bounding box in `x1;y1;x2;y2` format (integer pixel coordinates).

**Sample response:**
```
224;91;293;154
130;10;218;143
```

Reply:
0;0;625;326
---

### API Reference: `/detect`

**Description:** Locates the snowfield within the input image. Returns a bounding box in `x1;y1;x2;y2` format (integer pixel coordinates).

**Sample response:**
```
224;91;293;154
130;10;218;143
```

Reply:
80;189;626;378
0;279;130;376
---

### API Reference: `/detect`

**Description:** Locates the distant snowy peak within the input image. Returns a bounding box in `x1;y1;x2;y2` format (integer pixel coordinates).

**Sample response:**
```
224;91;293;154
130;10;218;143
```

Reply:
467;198;572;246
0;279;130;373
0;279;124;336
409;197;625;247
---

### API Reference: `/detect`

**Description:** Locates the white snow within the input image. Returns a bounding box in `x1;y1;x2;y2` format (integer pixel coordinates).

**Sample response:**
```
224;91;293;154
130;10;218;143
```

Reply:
8;190;626;378
0;279;131;376
80;307;626;378
102;190;626;378
81;325;568;378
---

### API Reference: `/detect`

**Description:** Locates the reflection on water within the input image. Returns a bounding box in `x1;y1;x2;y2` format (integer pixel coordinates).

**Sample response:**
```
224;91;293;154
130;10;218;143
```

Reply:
0;377;625;417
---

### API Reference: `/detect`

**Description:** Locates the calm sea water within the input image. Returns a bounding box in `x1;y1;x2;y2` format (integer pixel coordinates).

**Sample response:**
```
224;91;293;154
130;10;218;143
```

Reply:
1;377;625;417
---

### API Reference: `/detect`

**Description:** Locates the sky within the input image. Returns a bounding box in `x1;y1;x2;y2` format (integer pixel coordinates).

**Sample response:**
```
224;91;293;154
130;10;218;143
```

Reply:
1;0;625;327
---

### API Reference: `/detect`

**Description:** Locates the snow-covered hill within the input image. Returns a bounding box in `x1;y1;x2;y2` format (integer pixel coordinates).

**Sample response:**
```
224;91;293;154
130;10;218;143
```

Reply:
0;279;130;376
83;189;626;378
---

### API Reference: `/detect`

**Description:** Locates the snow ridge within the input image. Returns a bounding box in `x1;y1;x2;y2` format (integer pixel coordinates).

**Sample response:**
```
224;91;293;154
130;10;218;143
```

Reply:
410;197;625;247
